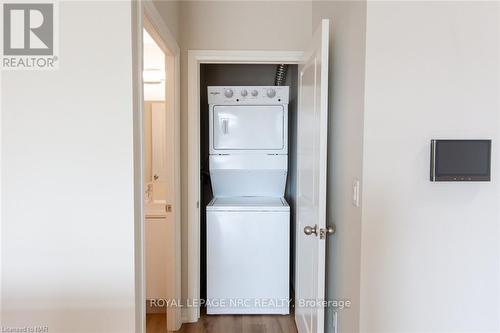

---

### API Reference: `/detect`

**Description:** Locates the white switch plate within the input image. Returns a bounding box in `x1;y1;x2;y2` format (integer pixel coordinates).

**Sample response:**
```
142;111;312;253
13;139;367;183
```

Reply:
352;179;360;207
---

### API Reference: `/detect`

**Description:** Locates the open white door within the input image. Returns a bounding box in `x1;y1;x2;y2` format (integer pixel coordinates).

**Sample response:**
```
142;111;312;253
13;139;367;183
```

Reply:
295;19;330;333
151;103;169;184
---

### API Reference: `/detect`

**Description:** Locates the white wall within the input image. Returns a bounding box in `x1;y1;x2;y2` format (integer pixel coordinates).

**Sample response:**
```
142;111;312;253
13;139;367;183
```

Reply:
360;2;500;332
143;37;166;101
312;2;367;333
1;2;136;332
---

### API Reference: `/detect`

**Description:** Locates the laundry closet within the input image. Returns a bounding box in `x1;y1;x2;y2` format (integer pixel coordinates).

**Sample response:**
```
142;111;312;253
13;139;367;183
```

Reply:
199;64;299;313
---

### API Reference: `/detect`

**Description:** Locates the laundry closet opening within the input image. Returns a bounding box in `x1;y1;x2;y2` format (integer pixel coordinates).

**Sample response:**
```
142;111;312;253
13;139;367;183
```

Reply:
199;63;299;314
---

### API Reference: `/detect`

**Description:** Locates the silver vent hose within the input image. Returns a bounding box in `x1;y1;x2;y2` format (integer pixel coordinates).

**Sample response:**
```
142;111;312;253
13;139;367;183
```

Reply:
274;64;288;86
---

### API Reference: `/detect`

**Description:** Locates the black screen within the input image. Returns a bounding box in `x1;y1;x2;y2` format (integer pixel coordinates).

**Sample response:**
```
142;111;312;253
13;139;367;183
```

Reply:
433;140;491;180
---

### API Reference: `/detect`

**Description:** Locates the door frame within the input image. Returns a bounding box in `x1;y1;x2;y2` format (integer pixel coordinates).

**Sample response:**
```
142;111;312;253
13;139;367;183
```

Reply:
186;50;304;323
132;1;181;332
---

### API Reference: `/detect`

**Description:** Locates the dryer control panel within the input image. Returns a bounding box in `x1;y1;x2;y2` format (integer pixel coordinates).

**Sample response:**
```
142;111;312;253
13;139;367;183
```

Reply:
208;86;289;105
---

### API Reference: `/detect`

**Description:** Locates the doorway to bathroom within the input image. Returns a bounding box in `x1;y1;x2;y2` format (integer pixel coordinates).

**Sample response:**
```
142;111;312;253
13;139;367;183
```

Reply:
140;6;181;333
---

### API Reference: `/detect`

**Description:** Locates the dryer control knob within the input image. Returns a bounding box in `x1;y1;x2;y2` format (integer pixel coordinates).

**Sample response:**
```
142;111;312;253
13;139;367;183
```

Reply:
266;88;276;98
251;90;258;96
224;89;233;98
240;89;248;97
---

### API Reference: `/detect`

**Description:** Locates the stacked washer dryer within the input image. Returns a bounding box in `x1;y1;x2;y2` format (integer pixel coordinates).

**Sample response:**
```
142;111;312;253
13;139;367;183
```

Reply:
206;86;290;315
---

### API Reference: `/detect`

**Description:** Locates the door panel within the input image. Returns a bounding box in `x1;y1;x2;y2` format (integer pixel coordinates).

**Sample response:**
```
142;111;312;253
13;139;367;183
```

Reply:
295;19;330;333
213;105;284;150
152;102;168;185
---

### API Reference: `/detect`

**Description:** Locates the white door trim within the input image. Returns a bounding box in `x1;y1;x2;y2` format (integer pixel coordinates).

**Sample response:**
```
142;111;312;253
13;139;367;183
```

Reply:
133;1;182;332
186;50;304;323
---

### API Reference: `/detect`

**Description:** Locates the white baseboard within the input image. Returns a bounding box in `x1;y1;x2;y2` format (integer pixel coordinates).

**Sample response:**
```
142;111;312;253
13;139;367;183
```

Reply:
181;307;199;323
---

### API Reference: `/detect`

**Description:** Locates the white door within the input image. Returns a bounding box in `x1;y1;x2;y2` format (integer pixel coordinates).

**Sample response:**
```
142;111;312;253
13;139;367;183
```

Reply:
152;102;168;184
295;19;330;333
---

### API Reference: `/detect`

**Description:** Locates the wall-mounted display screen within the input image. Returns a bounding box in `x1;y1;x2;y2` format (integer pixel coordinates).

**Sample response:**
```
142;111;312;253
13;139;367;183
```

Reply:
430;140;491;181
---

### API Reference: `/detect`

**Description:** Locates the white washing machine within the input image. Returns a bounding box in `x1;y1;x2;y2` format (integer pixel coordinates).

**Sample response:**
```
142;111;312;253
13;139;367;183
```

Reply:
206;86;290;315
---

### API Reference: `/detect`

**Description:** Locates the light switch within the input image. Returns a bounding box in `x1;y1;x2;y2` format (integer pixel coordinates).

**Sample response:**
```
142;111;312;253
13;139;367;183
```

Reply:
352;179;360;207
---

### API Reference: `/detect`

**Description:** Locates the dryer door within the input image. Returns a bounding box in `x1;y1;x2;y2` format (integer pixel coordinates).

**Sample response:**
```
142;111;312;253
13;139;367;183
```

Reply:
212;105;285;151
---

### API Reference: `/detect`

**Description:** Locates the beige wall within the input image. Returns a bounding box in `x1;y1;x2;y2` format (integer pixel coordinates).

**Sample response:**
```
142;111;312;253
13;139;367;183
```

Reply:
361;2;500;331
153;0;180;42
312;2;367;333
177;0;313;302
179;1;312;51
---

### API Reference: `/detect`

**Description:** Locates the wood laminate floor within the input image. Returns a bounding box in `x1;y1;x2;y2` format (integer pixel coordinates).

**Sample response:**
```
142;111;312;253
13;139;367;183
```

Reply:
146;310;297;333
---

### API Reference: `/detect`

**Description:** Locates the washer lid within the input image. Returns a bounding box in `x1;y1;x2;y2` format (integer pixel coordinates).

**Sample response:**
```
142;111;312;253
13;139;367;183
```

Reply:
207;197;289;212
